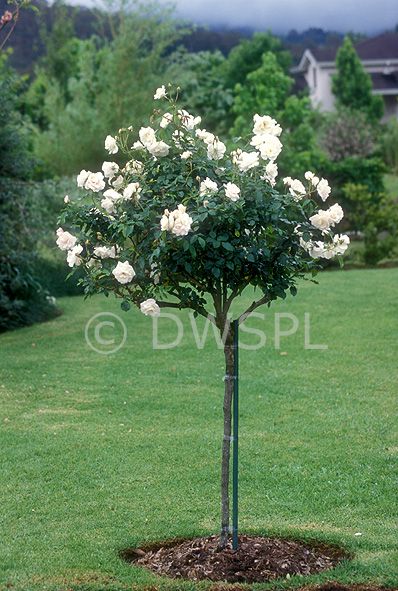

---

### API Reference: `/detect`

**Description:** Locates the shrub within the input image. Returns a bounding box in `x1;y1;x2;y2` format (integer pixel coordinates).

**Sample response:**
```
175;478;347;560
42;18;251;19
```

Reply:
319;108;376;162
342;182;398;264
381;118;398;174
0;56;58;331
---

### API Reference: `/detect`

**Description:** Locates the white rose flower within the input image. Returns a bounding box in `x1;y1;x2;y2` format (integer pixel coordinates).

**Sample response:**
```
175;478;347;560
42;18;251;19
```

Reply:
178;109;201;130
283;177;306;201
195;128;215;144
132;141;145;150
103;188;123;202
172;204;193;237
256;134;283;161
140;298;161;317
263;161;278;187
160;209;174;232
93;245;117;259
105;135;118;154
125;159;143;174
102;161;119;179
304;171;319;186
64;195;70;204
232;150;259;172
160;112;173;129
317;178;331;201
181;150;192;160
224;182;241;202
101;197;116;214
327;203;344;225
332;234;350;255
112;261;136;284
207;140;226;161
154;85;167;100
77;169;89;188
56;228;77;251
252;114;282;137
148;141;170;158
66;244;83;267
309;209;332;232
123;182;141;200
84;172;105;192
112;175;124;190
200;177;218;196
308;240;327;259
139;126;156;148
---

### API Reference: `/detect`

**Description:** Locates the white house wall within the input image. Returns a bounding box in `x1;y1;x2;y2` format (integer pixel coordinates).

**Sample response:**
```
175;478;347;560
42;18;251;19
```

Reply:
300;53;398;119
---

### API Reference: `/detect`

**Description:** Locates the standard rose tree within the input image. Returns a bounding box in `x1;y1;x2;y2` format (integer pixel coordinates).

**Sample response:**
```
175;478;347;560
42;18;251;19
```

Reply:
57;84;349;549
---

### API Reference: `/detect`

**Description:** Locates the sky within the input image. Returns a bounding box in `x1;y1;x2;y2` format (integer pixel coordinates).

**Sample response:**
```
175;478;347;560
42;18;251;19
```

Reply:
160;0;398;34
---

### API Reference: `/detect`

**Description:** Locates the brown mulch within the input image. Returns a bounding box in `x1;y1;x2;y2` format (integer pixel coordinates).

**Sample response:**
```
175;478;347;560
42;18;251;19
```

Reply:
121;535;349;583
298;585;396;591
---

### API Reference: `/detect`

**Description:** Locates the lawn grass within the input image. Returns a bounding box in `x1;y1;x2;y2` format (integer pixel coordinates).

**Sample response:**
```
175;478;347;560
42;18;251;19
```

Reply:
0;268;397;591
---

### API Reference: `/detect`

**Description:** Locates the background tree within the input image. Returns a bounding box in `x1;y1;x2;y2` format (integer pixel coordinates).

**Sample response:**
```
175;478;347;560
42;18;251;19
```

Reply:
222;32;291;91
231;52;292;137
30;2;185;175
332;36;384;122
166;48;233;136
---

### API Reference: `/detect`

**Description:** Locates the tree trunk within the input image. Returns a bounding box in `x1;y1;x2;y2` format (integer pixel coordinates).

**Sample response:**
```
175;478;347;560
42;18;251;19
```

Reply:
219;323;234;549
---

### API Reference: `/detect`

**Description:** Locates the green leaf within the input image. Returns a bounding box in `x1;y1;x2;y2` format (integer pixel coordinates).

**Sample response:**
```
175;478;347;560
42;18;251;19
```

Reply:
222;242;234;251
121;300;131;312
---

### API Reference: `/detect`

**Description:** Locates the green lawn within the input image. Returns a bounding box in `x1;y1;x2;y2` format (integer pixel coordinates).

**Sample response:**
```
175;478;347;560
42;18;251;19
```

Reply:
0;269;397;591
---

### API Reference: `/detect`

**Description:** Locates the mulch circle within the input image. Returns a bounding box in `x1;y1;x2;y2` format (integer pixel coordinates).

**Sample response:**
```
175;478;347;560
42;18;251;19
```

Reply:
298;585;396;591
120;534;350;583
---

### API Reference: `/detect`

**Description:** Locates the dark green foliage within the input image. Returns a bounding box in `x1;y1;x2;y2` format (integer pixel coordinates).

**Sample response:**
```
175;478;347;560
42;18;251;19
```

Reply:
166;49;233;135
0;57;58;331
342;183;398;265
231;52;293;137
332;36;384;122
324;156;386;203
222;32;291;91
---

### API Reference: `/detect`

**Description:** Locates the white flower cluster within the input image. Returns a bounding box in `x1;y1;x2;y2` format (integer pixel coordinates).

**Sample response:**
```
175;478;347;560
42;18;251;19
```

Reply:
160;204;193;237
309;203;344;233
56;228;83;268
139;127;170;158
301;234;350;259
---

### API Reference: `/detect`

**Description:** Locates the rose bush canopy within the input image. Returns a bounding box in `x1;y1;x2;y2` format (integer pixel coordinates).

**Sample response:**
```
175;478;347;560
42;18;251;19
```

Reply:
56;83;349;547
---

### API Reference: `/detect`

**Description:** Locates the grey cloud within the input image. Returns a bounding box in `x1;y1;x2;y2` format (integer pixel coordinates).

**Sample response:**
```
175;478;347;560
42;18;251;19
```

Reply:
166;0;398;33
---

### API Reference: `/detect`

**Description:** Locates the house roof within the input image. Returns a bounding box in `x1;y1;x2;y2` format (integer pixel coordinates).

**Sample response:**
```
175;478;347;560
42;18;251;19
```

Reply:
310;32;398;63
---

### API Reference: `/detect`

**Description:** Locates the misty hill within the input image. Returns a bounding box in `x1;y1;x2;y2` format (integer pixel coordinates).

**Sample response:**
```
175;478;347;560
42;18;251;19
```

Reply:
0;0;349;73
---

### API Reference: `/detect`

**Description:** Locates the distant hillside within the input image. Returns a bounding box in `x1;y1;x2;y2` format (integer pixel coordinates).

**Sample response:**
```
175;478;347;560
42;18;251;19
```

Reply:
0;0;100;71
0;0;349;73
